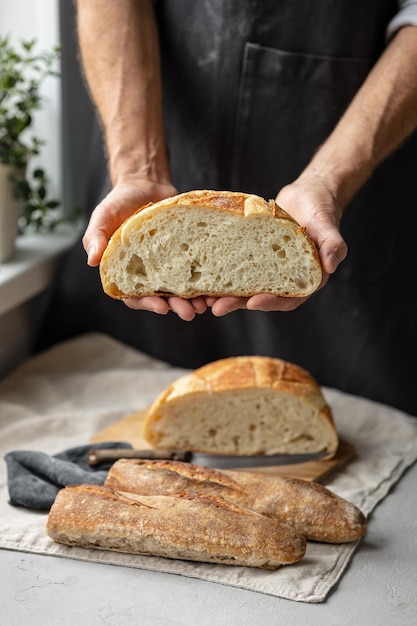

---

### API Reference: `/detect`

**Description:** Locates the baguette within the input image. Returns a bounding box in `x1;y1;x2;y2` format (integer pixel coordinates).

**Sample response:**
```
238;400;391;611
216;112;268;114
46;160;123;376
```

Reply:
99;190;322;299
46;485;306;569
105;459;367;544
142;355;339;457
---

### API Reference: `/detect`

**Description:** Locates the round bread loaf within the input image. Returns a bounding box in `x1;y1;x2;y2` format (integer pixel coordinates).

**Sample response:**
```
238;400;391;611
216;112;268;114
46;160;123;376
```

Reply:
99;189;322;299
142;355;339;457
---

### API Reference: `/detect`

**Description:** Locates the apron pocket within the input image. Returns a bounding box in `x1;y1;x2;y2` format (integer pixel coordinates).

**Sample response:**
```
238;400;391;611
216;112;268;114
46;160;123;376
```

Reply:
230;43;375;196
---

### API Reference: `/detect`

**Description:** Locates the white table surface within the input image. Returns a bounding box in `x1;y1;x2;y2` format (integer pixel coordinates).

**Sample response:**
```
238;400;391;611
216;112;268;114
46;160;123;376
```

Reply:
2;459;415;626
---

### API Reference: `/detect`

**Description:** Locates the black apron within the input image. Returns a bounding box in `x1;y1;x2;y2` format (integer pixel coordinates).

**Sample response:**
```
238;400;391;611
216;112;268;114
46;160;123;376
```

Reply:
37;0;417;416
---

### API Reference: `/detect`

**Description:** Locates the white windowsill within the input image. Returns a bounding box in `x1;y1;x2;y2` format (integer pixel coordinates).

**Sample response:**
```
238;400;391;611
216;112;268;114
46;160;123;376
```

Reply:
0;226;82;317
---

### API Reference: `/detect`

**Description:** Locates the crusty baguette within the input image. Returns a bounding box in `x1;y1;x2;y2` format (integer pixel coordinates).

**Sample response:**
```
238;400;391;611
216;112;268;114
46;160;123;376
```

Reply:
46;485;306;569
105;459;367;544
99;190;322;299
142;355;339;457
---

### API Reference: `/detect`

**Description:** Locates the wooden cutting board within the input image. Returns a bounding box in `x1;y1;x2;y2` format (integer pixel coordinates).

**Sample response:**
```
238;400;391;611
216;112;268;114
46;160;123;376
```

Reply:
91;408;356;483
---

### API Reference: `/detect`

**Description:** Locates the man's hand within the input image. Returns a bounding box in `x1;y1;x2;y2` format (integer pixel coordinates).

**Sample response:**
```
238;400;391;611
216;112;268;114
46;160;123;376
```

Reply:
82;178;178;266
276;174;348;275
83;178;209;320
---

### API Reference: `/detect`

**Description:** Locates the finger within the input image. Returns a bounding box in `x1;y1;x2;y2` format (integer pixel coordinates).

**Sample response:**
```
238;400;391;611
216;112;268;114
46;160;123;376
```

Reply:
318;233;348;274
82;190;141;265
204;296;219;307
190;297;208;314
246;294;309;312
210;297;249;317
82;206;120;266
82;224;109;267
166;297;198;321
122;296;170;314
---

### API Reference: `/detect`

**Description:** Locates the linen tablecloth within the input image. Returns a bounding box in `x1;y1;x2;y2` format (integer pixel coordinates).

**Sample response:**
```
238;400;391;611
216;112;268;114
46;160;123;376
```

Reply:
1;333;416;603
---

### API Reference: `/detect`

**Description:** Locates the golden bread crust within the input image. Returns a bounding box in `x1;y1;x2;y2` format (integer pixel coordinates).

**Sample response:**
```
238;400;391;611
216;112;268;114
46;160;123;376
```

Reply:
46;484;306;568
105;459;367;543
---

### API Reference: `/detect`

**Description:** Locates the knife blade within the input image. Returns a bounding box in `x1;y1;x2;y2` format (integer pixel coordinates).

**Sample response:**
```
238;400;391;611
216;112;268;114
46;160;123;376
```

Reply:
190;450;328;469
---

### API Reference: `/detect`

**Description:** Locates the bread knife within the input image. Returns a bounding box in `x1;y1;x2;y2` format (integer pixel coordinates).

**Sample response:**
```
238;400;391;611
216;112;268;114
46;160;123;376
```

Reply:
88;447;327;468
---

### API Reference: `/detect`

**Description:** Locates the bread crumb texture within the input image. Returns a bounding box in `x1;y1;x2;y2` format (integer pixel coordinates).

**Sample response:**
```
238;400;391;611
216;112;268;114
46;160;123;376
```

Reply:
142;356;339;457
99;190;322;298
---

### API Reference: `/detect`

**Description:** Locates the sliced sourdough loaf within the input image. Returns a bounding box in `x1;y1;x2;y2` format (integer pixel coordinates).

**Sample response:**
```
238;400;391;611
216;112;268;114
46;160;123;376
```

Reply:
99;189;322;299
142;355;339;458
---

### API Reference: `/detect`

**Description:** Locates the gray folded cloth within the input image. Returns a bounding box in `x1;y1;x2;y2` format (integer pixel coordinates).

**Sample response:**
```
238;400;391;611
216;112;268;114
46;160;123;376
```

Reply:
5;442;132;511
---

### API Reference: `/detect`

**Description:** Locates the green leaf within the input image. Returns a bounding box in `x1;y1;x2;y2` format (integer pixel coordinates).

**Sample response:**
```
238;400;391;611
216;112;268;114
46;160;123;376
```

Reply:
46;200;60;209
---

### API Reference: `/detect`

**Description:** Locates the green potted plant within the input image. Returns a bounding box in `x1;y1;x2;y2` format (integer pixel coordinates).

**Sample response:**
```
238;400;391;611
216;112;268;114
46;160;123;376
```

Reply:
0;35;64;261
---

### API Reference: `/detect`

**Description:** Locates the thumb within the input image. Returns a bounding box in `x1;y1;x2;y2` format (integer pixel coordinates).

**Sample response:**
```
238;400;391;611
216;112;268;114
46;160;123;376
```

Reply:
315;224;348;274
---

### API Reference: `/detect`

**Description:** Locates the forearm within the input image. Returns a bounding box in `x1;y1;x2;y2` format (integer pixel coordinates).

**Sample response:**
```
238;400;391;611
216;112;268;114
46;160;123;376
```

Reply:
76;0;171;186
301;25;417;211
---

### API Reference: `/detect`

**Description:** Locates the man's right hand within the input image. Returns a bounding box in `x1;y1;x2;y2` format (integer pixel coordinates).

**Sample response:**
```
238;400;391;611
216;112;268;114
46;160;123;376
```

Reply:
82;178;209;320
82;178;178;267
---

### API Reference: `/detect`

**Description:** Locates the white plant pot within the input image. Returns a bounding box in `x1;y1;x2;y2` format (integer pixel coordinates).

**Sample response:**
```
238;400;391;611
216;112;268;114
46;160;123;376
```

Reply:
0;164;24;263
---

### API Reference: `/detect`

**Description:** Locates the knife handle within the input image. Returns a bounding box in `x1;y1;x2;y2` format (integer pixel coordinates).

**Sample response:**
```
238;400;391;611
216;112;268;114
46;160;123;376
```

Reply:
87;448;192;466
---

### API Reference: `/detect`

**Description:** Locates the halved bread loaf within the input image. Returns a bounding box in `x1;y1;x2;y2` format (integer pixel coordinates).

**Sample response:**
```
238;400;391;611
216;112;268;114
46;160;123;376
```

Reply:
46;485;306;569
142;356;339;457
99;190;322;299
105;459;366;544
